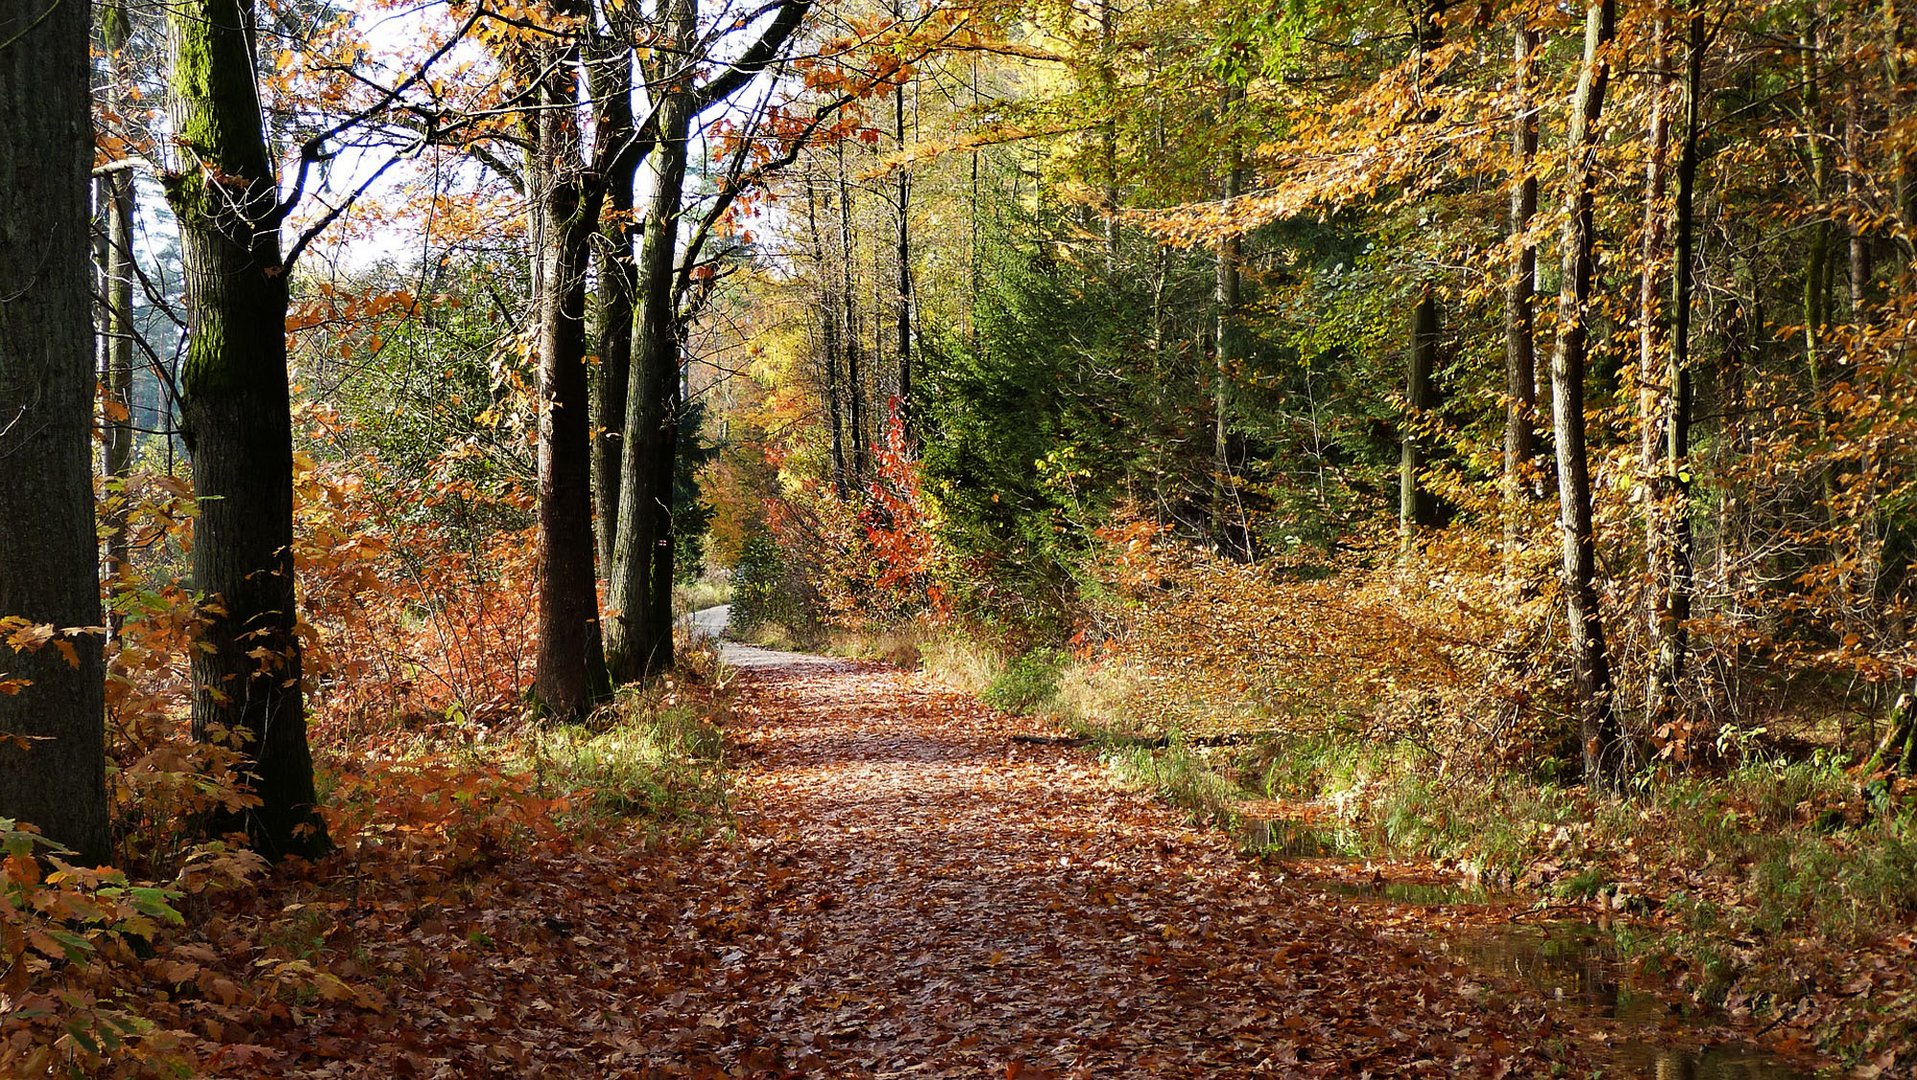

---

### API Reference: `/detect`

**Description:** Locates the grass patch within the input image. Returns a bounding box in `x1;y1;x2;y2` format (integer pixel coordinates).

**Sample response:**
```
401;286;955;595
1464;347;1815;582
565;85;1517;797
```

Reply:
981;648;1066;713
739;620;809;652
1103;737;1245;832
518;692;732;835
829;624;931;668
918;634;1005;694
672;576;733;616
927;624;1917;1063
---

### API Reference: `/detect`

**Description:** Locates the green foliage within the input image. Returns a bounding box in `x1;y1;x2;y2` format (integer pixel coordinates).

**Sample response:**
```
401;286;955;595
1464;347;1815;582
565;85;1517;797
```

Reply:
921;225;1213;623
525;698;731;832
1103;741;1244;833
980;647;1066;713
298;257;536;539
729;526;816;639
673;399;718;583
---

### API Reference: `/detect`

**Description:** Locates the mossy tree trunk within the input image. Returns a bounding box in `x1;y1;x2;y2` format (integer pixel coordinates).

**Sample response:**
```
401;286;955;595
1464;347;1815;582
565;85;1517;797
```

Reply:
605;53;693;684
603;0;811;684
591;35;638;578
0;0;109;863
163;0;327;858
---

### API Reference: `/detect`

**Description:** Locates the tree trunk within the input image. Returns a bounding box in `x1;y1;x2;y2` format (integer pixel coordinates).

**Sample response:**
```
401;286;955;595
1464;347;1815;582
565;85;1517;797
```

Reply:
528;33;613;720
1550;0;1630;789
837;142;867;482
1636;13;1674;727
1646;10;1703;738
1637;13;1672;494
893;63;915;444
1503;20;1541;594
605;25;694;684
1888;0;1917;253
1846;46;1873;317
164;0;327;857
1800;17;1840;531
1098;0;1120;268
102;0;137;632
808;173;849;496
0;0;108;863
1401;289;1443;547
591;40;638;578
1214;85;1250;562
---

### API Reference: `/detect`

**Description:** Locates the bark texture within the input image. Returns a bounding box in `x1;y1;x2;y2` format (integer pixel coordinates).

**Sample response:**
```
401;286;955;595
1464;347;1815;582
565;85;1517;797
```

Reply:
892;60;915;444
1646;11;1703;735
0;0;109;862
591;38;638;577
1550;0;1630;788
527;27;613;720
165;0;327;857
605;9;695;684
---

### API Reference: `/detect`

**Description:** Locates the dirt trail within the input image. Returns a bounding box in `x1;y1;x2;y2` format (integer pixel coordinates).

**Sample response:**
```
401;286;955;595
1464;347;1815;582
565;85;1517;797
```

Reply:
677;644;1576;1076
257;643;1603;1077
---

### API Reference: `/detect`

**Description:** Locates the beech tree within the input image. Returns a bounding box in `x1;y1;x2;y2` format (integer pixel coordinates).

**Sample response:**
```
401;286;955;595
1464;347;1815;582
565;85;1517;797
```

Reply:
591;26;640;576
0;0;109;863
603;0;814;682
511;2;615;719
1548;0;1628;785
163;0;327;857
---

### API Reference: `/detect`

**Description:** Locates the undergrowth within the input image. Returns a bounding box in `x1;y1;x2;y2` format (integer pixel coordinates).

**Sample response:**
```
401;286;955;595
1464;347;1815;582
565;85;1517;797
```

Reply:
921;618;1917;1067
672;576;733;617
4;664;736;1075
518;692;732;834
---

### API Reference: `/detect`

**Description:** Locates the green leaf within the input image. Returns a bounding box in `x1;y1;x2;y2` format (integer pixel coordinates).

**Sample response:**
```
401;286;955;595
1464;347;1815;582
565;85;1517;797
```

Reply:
129;886;186;925
47;928;95;961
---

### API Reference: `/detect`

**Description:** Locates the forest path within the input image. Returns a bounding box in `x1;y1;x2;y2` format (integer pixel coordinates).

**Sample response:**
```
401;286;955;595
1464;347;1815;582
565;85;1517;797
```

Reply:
687;641;1578;1076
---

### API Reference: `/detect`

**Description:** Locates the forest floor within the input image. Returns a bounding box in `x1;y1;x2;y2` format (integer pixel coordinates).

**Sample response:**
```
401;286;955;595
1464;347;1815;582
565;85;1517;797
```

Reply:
198;638;1837;1077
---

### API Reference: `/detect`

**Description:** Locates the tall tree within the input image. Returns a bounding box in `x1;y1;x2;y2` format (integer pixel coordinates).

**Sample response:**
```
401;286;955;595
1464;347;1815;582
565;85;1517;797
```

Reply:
807;169;850;495
604;0;813;682
0;0;109;863
1214;84;1250;562
520;6;614;719
1549;0;1629;787
605;0;696;683
100;0;138;629
1400;288;1442;546
838;140;868;482
1502;16;1541;592
892;44;915;443
164;0;328;857
591;31;639;575
1645;7;1704;735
